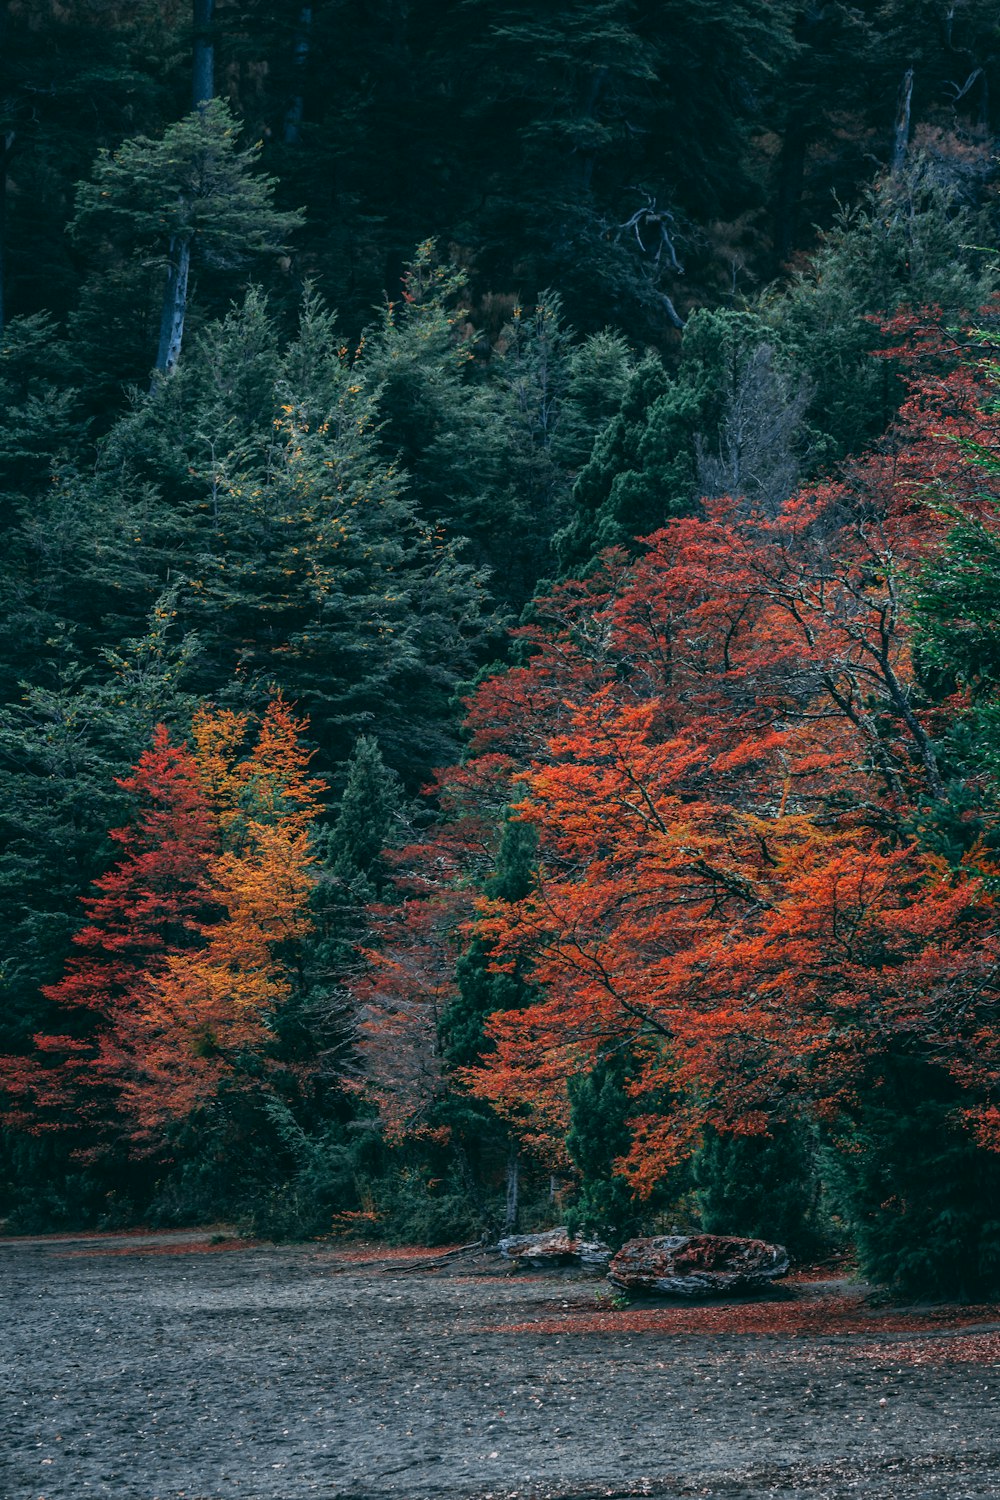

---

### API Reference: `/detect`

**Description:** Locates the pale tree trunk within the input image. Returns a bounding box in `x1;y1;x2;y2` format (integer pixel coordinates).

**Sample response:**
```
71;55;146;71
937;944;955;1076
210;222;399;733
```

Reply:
504;1139;520;1233
891;67;914;174
154;234;191;380
193;0;215;108
284;7;313;145
0;131;11;336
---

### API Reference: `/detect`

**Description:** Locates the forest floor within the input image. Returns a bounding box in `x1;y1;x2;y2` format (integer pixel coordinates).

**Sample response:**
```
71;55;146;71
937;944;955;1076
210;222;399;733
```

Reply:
3;1229;1000;1500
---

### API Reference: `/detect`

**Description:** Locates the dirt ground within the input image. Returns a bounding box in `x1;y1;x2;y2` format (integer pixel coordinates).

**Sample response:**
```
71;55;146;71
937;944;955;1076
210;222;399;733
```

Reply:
3;1229;1000;1500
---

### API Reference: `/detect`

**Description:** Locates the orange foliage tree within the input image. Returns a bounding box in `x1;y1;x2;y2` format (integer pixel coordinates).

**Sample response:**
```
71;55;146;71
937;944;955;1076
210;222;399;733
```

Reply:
110;697;324;1135
357;314;1000;1193
0;726;219;1155
3;698;324;1152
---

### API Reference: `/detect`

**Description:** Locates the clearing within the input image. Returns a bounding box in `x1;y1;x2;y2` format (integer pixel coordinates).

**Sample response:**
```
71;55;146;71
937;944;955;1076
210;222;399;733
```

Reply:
3;1229;1000;1499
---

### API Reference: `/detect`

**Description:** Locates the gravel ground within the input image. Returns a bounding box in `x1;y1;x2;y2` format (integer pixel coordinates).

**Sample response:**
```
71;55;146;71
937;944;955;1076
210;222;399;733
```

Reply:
3;1230;1000;1500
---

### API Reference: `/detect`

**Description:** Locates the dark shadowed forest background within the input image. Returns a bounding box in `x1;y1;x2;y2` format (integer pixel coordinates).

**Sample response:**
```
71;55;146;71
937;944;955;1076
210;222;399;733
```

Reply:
4;0;1000;1299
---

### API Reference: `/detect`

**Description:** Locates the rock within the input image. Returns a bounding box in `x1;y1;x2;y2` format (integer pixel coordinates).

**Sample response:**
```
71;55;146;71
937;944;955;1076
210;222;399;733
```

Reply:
577;1239;614;1267
498;1227;613;1267
607;1233;789;1297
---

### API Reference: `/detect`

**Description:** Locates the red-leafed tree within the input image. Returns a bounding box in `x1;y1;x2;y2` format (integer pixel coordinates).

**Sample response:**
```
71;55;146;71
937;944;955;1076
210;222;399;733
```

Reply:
105;697;323;1136
357;309;1000;1210
1;726;219;1156
3;697;325;1156
460;476;1000;1186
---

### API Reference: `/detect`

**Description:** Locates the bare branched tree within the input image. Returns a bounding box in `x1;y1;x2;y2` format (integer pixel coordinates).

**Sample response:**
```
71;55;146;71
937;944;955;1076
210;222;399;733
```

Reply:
696;342;814;517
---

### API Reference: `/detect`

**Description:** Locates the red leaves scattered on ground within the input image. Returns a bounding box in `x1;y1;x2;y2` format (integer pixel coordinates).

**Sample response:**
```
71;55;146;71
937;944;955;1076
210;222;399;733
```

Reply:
54;1238;261;1257
326;1242;468;1264
484;1288;1000;1349
856;1331;1000;1364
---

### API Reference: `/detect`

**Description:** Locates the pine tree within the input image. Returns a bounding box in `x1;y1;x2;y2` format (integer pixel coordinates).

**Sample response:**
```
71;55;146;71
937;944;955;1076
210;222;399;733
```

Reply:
305;734;403;1004
566;1049;649;1246
175;324;492;776
767;150;996;458
324;735;402;893
557;313;794;571
69;98;303;378
827;1055;1000;1298
694;1122;824;1259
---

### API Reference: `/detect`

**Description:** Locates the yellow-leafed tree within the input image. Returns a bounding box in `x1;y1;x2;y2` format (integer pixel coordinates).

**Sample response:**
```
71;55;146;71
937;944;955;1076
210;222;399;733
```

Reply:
108;698;323;1134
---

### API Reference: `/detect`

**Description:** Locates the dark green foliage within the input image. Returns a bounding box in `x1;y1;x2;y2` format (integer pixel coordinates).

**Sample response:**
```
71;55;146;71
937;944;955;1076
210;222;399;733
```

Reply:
70;99;298;271
440;816;538;1071
325;735;403;892
365;1156;484;1247
558;307;815;570
0;1132;130;1234
430;817;541;1235
3;287;496;783
694;1122;828;1261
557;353;672;570
908;446;1000;837
5;0;1000;1288
420;0;799;333
362;251;634;606
827;1056;1000;1299
0;0;183;329
565;1051;648;1246
914;498;1000;693
0;314;83;498
70;97;303;377
766;155;996;459
141;1091;364;1241
0;605;199;1057
300;735;404;1044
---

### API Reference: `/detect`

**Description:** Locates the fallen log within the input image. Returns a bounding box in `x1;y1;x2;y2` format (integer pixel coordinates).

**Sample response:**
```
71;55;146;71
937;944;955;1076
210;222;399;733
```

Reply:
608;1233;789;1297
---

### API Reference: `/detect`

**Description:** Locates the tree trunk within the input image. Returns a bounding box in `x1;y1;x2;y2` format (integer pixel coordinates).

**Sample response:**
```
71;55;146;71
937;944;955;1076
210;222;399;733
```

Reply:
773;114;807;266
891;68;914;174
504;1139;520;1233
193;0;215;108
154;234;191;380
283;7;313;146
571;64;607;190
0;131;11;336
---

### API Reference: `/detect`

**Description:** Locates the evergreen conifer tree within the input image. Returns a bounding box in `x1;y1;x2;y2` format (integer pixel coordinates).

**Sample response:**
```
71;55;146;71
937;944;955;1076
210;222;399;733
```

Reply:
69;98;303;378
565;1049;648;1245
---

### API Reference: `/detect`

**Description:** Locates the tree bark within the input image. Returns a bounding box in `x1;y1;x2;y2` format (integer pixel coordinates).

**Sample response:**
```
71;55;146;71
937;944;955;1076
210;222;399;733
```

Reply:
891;68;914;174
154;234;191;379
193;0;215;108
773;114;807;266
504;1139;520;1232
283;7;313;146
0;131;12;336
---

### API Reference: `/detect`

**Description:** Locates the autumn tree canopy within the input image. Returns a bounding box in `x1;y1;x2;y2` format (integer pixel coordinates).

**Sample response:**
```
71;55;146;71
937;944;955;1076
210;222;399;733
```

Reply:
356;317;1000;1279
3;699;323;1157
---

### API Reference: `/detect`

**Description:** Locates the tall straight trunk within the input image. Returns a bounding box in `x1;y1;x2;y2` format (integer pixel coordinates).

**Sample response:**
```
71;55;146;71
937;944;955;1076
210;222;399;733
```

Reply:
891;67;914;174
154;234;191;380
571;64;607;190
504;1140;520;1233
773;114;806;266
193;0;215;107
283;7;313;145
0;131;11;336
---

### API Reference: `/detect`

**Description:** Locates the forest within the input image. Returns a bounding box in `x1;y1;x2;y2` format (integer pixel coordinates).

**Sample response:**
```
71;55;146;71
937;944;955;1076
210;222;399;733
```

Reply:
3;0;1000;1300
